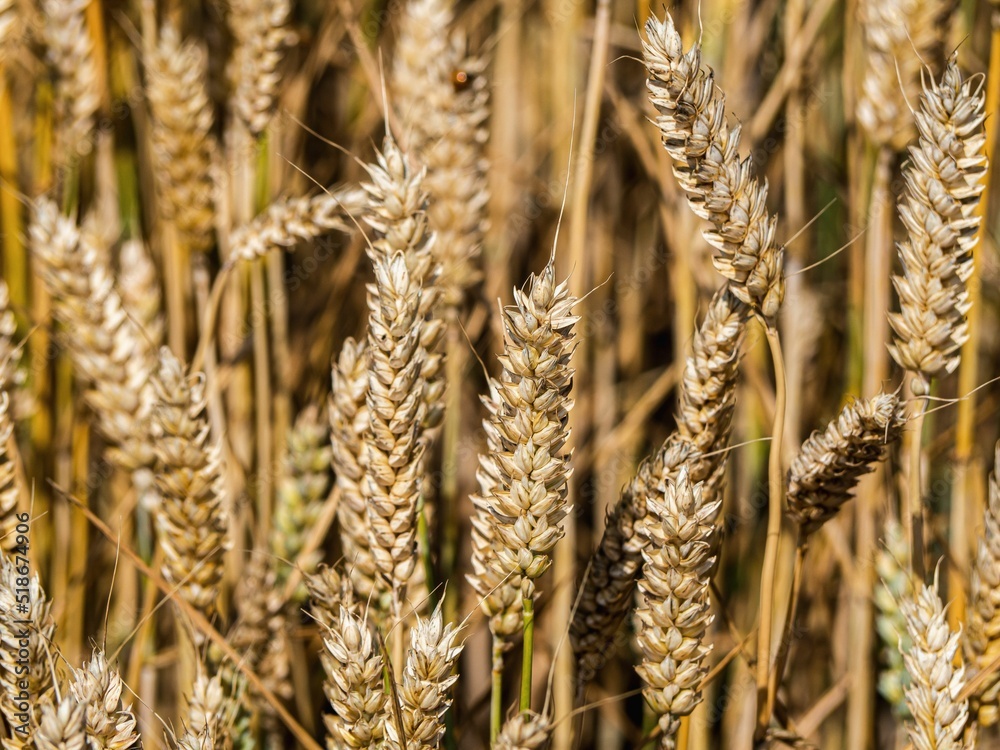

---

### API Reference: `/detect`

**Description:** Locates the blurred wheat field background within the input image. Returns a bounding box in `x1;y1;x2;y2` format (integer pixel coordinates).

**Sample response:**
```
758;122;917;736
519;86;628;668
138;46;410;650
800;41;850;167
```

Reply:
2;0;1000;747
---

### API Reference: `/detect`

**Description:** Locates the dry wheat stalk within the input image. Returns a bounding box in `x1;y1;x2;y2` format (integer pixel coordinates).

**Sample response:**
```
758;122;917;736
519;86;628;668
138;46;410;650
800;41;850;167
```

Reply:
570;434;697;685
33;695;86;750
857;0;948;150
271;405;331;589
146;24;218;253
787;393;905;537
229;0;293;135
888;60;987;385
68;650;140;750
41;0;98;159
321;606;387;750
0;555;55;749
386;604;463;750
876;519;915;718
329;339;382;605
635;467;718;748
392;0;490;311
358;137;440;611
494;712;551;750
149;346;229;619
230;188;369;263
117;239;164;352
642;14;784;320
965;443;1000;726
30;199;156;474
901;576;975;749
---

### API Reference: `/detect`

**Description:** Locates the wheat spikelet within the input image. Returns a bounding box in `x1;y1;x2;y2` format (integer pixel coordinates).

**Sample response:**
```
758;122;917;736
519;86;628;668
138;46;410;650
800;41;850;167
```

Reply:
635;467;718;748
642;14;784;320
901;576;974;749
229;0;293;135
358;137;440;611
146;24;218;253
570;434;697;685
888;60;987;385
494;712;551;750
385;603;463;750
478;260;578;601
41;0;98;159
329;339;382;604
0;555;55;749
117;239;164;351
230;188;368;263
787;393;905;537
68;650;140;750
29;199;156;474
306;564;356;632
965;443;1000;725
876;519;915;718
393;0;490;310
33;695;86;750
149;346;229;619
271;405;331;589
857;0;948;150
320;606;387;749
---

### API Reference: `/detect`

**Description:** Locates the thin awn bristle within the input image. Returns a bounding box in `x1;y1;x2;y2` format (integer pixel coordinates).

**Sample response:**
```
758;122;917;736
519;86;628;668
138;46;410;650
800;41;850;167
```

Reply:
787;392;905;537
634;467;718;749
642;14;784;320
888;60;988;387
145;24;218;253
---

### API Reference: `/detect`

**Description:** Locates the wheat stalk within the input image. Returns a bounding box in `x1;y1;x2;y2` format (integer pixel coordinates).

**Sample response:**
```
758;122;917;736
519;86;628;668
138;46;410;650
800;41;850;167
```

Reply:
68;649;140;750
146;24;218;253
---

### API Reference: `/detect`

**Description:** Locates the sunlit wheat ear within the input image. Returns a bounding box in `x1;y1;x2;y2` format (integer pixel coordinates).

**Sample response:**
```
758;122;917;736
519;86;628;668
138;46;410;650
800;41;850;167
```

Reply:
642;14;784;320
145;24;218;253
901;575;975;749
888;60;987;387
857;0;948;150
228;0;294;135
0;555;56;746
174;669;229;750
358;136;440;615
33;693;87;750
482;260;578;601
29;198;157;475
230;187;369;263
321;606;388;749
570;434;697;685
149;346;229;622
271;405;331;592
68;649;140;750
965;442;1000;726
329;339;382;605
634;467;717;748
41;0;98;160
494;711;552;750
117;239;165;351
787;392;905;537
875;519;915;718
386;602;463;750
392;0;490;312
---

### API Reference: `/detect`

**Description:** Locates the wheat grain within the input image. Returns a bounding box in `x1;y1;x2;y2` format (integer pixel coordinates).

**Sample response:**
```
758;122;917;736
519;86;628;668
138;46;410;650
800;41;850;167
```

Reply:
642;14;784;320
888;60;987;385
146;24;218;253
901;576;974;749
787;393;905;537
149;346;229;619
635;467;718;748
41;0;98;159
68;650;140;750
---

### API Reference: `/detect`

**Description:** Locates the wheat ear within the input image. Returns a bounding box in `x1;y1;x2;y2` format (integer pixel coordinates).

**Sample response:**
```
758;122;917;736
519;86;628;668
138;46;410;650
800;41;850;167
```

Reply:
635;467;718;749
33;695;87;750
642;14;784;320
306;564;356;633
888;60;987;384
149;346;229;620
875;519;914;717
901;575;975;749
117;239;165;351
41;0;98;159
229;0;293;135
68;649;140;750
494;712;552;750
173;670;230;750
145;24;218;253
787;393;905;537
0;280;20;552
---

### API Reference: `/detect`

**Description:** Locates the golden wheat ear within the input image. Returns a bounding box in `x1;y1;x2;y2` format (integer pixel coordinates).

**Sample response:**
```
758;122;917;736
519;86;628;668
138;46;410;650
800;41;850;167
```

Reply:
494;711;552;750
68;649;141;750
42;0;99;160
875;519;916;718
